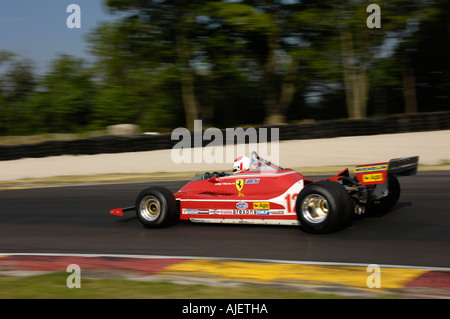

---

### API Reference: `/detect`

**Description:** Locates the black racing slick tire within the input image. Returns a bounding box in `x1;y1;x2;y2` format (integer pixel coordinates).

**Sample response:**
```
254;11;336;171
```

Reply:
296;181;353;234
135;186;177;228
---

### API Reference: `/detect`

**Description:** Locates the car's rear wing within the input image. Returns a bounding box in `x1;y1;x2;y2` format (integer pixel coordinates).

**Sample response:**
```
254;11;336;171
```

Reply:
387;156;419;176
354;156;419;186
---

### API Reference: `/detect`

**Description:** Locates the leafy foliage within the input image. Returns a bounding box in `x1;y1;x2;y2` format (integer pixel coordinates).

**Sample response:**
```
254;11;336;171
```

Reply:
0;1;449;136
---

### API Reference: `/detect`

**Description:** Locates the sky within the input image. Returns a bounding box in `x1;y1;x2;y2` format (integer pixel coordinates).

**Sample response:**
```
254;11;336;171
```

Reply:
0;0;118;75
0;0;399;76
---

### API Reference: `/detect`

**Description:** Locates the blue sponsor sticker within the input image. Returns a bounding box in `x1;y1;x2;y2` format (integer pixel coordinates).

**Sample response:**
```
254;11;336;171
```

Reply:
256;210;270;215
236;201;248;210
245;178;260;184
354;164;388;173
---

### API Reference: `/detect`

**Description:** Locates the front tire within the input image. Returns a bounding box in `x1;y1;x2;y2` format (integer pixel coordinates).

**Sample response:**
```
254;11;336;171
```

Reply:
296;181;353;234
135;186;177;228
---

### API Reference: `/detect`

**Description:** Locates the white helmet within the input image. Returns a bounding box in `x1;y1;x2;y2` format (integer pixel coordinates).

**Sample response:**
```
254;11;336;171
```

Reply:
232;156;250;173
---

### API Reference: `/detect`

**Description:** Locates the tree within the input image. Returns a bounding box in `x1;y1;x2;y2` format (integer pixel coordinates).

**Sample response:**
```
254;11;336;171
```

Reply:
91;1;311;127
91;0;213;131
0;50;16;96
393;0;449;113
2;59;35;101
0;51;16;134
205;1;306;124
91;65;184;131
31;55;95;133
0;57;36;135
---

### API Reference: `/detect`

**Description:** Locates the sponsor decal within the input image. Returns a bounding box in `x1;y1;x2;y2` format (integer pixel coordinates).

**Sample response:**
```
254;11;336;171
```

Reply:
354;164;388;173
183;209;198;214
245;178;260;184
235;179;245;197
362;173;384;183
256;210;270;215
236;201;248;210
233;210;256;215
355;164;388;185
269;210;285;214
253;202;270;210
220;209;233;215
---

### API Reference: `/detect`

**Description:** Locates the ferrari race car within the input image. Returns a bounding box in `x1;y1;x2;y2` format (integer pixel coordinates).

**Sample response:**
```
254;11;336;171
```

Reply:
110;152;419;233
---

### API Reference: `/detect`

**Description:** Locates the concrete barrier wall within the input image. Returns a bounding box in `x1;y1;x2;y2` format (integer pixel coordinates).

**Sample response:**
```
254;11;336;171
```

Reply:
1;129;449;181
1;111;449;161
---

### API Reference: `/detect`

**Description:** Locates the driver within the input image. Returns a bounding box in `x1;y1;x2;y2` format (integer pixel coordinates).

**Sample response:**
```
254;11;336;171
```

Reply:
232;156;251;174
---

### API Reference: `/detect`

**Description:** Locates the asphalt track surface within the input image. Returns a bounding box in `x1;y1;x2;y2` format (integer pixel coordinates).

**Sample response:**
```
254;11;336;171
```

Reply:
1;171;449;269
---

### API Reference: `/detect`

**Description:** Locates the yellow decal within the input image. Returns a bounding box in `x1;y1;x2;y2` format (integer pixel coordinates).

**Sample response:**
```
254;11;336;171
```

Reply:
253;202;270;209
235;179;245;197
362;173;384;183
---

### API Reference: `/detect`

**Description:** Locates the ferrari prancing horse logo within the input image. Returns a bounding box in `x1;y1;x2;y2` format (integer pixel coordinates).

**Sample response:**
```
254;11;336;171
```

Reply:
235;179;245;197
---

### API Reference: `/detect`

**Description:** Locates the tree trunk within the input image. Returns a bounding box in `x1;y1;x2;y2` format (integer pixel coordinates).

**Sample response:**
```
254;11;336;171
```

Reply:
277;58;299;119
402;62;418;114
340;30;368;119
263;34;299;125
176;33;199;131
263;33;280;125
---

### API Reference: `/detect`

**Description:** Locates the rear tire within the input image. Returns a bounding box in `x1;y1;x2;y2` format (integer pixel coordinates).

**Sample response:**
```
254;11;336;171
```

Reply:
135;186;177;228
296;181;353;234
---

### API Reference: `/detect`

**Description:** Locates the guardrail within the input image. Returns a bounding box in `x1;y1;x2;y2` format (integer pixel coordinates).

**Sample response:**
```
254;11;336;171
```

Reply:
1;111;449;161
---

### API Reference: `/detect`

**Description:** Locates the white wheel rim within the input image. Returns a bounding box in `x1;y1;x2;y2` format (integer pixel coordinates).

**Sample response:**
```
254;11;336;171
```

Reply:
301;194;329;224
139;196;161;222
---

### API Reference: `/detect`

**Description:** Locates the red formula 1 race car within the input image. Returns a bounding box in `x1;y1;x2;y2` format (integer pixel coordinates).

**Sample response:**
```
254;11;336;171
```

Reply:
110;152;419;233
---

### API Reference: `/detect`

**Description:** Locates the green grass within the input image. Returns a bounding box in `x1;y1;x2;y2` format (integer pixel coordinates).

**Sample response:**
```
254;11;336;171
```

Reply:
0;272;352;299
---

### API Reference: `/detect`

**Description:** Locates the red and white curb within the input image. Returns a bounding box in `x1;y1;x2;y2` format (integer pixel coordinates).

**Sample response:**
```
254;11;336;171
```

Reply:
1;253;449;298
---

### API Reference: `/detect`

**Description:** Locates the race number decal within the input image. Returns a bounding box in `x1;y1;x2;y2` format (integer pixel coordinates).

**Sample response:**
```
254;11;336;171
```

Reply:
285;194;298;213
